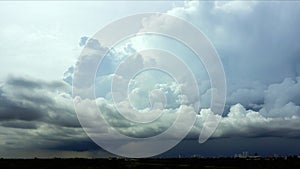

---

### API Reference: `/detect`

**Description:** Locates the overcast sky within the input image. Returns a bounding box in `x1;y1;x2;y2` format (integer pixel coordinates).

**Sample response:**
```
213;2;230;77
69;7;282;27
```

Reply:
0;1;300;158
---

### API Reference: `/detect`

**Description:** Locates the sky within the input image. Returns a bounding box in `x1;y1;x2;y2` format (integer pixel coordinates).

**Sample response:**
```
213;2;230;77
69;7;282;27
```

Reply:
0;1;300;158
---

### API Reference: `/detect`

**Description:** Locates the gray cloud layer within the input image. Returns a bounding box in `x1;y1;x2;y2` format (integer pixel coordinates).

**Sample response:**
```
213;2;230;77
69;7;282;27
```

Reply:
170;1;300;111
0;76;93;154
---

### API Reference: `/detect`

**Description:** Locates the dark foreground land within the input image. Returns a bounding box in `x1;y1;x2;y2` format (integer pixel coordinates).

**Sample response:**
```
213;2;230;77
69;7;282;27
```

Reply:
0;158;299;169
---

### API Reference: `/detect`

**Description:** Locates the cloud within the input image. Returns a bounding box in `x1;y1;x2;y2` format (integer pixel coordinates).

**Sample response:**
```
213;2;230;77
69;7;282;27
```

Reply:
69;1;300;144
214;104;300;138
261;77;300;118
1;120;38;129
0;76;90;152
74;96;300;140
0;123;88;153
63;66;74;85
1;75;298;154
214;1;257;13
172;2;300;81
79;36;89;47
2;1;299;156
165;1;300;115
0;76;78;127
75;97;178;138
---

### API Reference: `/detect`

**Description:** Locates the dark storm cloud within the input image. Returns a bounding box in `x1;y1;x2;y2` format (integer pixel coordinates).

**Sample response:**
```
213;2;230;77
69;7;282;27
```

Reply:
0;76;80;128
0;95;44;121
1;120;38;129
6;77;42;89
6;76;68;91
49;139;101;152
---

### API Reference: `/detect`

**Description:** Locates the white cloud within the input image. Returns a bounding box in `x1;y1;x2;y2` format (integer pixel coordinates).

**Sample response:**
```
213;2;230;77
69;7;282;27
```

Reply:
215;104;300;138
260;77;300;117
214;1;257;13
76;96;300;140
70;1;300;143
